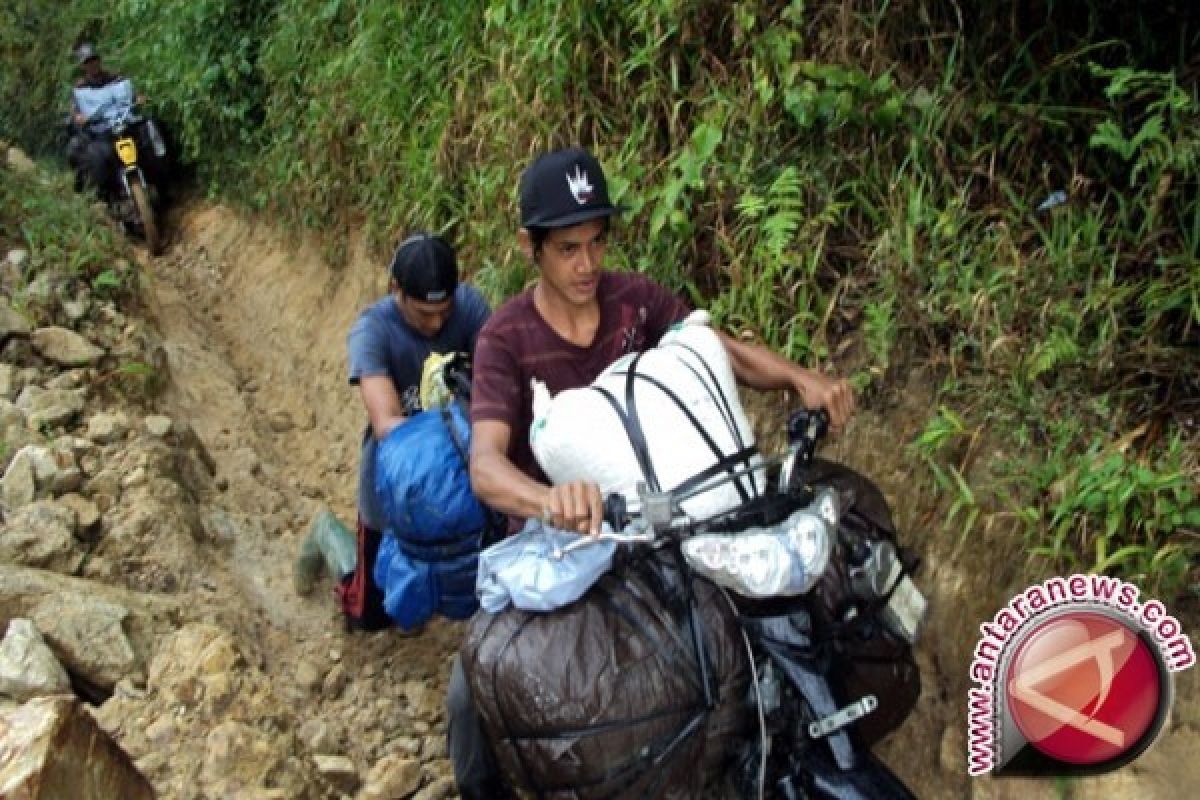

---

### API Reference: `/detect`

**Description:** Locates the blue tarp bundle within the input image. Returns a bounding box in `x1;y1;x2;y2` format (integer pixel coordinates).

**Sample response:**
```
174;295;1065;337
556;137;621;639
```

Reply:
373;402;486;629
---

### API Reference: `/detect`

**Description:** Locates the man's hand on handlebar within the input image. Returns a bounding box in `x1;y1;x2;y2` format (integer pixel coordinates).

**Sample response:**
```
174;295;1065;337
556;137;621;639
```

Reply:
797;372;856;432
541;480;604;537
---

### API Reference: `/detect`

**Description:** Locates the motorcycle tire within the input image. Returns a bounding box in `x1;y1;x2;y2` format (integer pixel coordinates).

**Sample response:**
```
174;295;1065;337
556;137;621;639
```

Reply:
129;180;162;255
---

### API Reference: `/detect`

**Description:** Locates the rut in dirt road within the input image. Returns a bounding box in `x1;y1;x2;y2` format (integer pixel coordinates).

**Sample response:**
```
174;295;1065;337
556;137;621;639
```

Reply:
132;205;470;799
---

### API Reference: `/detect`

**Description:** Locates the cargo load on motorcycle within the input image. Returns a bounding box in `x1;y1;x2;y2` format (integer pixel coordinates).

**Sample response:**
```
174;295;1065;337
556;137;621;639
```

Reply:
460;312;926;799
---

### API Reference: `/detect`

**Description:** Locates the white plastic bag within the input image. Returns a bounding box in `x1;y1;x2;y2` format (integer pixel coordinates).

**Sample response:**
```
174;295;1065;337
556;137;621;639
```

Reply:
530;310;764;520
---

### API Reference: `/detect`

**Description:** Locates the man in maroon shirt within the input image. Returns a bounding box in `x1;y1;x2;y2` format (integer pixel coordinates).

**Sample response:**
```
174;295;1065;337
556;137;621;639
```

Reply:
469;146;856;536
448;146;857;799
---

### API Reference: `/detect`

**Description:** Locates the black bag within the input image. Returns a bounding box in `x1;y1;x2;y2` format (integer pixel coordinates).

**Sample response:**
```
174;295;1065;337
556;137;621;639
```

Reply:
462;550;749;799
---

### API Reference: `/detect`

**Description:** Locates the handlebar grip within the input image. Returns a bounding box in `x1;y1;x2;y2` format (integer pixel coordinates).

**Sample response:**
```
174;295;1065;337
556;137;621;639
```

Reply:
603;494;629;531
786;408;830;446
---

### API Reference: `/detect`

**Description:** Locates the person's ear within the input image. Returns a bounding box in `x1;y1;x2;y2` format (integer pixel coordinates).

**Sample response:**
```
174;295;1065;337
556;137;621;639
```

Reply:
518;228;535;261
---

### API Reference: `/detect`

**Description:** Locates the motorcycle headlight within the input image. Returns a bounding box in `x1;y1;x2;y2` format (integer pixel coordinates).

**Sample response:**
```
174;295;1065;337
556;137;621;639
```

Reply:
682;499;834;598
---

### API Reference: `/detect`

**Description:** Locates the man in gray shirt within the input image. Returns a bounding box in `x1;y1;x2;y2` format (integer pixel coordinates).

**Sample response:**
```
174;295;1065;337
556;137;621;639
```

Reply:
342;233;490;630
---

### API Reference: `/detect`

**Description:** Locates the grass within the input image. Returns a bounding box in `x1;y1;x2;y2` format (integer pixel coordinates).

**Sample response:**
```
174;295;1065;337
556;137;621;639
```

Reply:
2;0;1197;597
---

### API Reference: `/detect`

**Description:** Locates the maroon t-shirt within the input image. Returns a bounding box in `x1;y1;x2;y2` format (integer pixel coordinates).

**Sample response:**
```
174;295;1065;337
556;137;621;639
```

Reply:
471;271;690;484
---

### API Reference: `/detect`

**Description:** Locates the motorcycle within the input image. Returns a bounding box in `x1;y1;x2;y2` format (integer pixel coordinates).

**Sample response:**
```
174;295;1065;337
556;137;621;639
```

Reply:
464;409;927;799
69;77;168;254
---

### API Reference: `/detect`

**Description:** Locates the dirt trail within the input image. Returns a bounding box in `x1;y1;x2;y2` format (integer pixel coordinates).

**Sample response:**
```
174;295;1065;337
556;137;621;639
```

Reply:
139;204;1198;799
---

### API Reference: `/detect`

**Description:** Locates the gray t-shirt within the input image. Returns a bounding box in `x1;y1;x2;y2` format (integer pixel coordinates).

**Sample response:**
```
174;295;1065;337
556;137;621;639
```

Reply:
347;285;490;531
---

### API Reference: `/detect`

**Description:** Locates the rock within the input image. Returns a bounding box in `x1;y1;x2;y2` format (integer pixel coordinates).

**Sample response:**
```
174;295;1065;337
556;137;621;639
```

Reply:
144;712;178;747
0;564;179;684
0;363;15;400
86;411;129;444
313;753;360;793
357;753;423;800
15;385;87;430
15;444;58;489
0;398;29;437
322;663;348;697
0;500;81;572
63;297;91;323
1;448;36;509
295;659;323;693
5;248;29;270
0;695;154;800
0;298;32;341
298;718;337;753
412;775;457;800
148;625;244;710
0;619;71;700
45;369;90;390
401;679;443;723
50;466;83;495
121;466;148;489
200;720;277;789
267;410;293;433
32;593;140;692
58;492;101;535
30;326;105;367
940;724;965;773
5;147;36;173
144;414;172;437
86;467;122;499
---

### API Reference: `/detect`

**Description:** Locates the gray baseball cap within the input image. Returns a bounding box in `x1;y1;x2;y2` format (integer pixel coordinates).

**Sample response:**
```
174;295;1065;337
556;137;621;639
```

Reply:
74;43;99;65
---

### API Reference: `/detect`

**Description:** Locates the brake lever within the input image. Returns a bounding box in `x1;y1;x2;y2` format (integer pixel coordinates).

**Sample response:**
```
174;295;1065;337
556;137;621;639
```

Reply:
549;526;657;560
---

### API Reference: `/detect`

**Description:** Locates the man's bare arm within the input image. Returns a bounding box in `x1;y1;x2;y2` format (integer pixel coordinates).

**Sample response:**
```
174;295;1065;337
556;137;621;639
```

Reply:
470;419;603;535
717;332;856;429
358;375;407;440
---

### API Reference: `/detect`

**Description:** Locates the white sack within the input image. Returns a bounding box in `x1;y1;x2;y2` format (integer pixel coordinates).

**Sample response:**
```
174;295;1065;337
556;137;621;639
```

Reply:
530;310;764;520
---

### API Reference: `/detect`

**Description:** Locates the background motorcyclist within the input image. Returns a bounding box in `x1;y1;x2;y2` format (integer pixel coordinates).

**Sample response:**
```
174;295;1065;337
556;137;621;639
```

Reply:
64;42;167;195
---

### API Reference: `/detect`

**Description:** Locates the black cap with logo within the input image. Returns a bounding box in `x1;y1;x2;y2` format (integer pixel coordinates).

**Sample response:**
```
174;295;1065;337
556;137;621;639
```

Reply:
519;147;624;229
390;233;458;303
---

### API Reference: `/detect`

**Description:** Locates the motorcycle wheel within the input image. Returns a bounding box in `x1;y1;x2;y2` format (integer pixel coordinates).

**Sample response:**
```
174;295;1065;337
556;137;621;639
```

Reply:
129;181;162;255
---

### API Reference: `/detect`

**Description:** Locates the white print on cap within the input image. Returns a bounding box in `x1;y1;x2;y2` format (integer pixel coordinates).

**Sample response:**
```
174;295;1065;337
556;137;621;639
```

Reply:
566;165;594;205
425;290;448;301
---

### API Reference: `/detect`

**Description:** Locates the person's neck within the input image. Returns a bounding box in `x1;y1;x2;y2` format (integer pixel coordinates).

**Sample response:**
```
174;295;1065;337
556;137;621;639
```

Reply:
533;280;600;348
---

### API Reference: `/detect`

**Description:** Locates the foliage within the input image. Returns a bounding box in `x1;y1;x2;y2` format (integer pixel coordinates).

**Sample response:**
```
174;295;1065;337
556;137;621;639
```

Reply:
0;165;138;310
3;0;1197;595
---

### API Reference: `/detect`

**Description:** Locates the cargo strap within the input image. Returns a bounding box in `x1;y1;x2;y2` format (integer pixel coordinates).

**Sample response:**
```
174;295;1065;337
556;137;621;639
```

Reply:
594;347;760;509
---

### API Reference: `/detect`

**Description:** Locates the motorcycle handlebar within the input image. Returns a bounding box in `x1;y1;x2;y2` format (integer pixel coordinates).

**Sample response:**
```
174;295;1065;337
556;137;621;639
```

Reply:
581;406;831;542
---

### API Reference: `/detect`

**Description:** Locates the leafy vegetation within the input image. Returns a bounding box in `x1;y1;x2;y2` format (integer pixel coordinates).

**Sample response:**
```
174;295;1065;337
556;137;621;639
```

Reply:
0;165;138;315
2;0;1196;597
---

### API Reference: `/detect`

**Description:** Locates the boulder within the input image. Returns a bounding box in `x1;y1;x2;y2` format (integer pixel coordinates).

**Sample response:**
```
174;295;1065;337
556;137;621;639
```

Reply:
15;444;59;489
0;619;71;701
144;415;172;437
5;147;36;173
30;327;104;367
15;385;87;430
357;753;423;800
1;449;36;509
313;754;360;793
32;593;141;692
0;500;81;573
57;492;101;535
5;249;29;270
86;411;129;444
0;364;15;400
0;299;32;342
0;695;154;800
0;567;179;670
